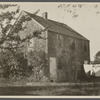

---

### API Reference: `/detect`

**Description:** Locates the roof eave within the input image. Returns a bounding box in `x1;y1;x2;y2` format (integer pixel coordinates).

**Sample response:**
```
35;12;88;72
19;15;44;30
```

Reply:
48;30;89;41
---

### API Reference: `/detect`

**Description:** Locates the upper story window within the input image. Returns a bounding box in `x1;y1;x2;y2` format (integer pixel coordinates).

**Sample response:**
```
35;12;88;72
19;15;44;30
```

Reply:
84;42;87;52
71;41;75;50
57;34;62;40
57;34;63;47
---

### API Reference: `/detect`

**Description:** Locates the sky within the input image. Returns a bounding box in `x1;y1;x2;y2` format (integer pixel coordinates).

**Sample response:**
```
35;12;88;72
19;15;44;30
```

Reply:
2;2;100;61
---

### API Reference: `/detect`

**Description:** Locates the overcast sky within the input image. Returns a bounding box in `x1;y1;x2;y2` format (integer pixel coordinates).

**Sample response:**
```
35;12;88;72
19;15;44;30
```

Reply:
3;2;100;61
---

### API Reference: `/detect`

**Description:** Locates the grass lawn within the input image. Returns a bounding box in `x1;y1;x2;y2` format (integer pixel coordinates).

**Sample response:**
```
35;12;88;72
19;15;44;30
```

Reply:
0;81;99;96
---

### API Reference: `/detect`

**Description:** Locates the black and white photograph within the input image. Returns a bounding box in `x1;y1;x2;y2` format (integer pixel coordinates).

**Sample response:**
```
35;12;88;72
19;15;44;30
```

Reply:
0;2;99;96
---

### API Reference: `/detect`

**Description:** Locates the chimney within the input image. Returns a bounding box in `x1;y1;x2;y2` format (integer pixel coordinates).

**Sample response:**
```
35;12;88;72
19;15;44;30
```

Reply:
42;12;48;19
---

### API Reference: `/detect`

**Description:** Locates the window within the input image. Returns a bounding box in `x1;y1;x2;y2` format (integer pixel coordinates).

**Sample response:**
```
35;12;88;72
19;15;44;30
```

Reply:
57;34;62;40
84;42;87;52
57;34;63;47
71;41;75;50
58;57;63;69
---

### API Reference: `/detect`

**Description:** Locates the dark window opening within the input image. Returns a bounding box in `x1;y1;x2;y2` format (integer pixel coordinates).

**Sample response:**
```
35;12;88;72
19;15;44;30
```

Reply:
57;34;61;40
59;42;62;47
58;58;63;69
71;42;75;50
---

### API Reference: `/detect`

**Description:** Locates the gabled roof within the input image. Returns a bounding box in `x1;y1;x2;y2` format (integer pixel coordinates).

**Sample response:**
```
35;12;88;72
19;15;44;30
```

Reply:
24;11;89;41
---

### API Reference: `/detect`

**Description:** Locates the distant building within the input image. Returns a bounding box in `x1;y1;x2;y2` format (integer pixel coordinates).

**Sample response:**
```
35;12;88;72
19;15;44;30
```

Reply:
13;11;90;82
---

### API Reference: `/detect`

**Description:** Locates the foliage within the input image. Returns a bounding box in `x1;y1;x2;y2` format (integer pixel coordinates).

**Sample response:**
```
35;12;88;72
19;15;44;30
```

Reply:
27;50;49;82
0;49;28;78
58;4;100;18
0;4;17;10
94;51;100;64
0;4;48;81
0;48;49;81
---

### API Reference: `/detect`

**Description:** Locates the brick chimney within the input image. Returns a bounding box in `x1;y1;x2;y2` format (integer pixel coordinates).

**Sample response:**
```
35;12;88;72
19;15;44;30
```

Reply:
42;12;48;19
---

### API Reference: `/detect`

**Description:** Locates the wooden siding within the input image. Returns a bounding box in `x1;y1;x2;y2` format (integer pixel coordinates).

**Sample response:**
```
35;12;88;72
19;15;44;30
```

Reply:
48;31;90;82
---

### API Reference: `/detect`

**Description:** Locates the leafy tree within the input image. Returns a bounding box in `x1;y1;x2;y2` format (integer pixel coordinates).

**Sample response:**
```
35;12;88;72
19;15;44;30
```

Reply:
0;4;48;80
94;51;100;64
27;50;49;82
0;50;28;78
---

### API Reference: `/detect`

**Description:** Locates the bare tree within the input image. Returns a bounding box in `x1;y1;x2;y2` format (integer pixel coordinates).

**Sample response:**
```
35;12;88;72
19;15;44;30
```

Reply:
58;4;100;18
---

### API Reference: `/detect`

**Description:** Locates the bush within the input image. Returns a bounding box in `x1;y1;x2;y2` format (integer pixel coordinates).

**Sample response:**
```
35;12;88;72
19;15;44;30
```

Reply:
27;50;49;82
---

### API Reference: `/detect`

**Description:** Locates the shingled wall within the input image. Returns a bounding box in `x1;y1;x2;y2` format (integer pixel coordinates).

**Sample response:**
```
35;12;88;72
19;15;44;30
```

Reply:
48;30;90;82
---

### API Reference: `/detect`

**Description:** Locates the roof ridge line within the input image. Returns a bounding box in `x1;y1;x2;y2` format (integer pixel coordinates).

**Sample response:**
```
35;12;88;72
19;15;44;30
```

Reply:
23;10;89;41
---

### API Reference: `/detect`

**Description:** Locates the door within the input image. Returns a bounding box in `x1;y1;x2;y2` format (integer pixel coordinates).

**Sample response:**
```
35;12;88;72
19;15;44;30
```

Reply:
50;57;57;82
